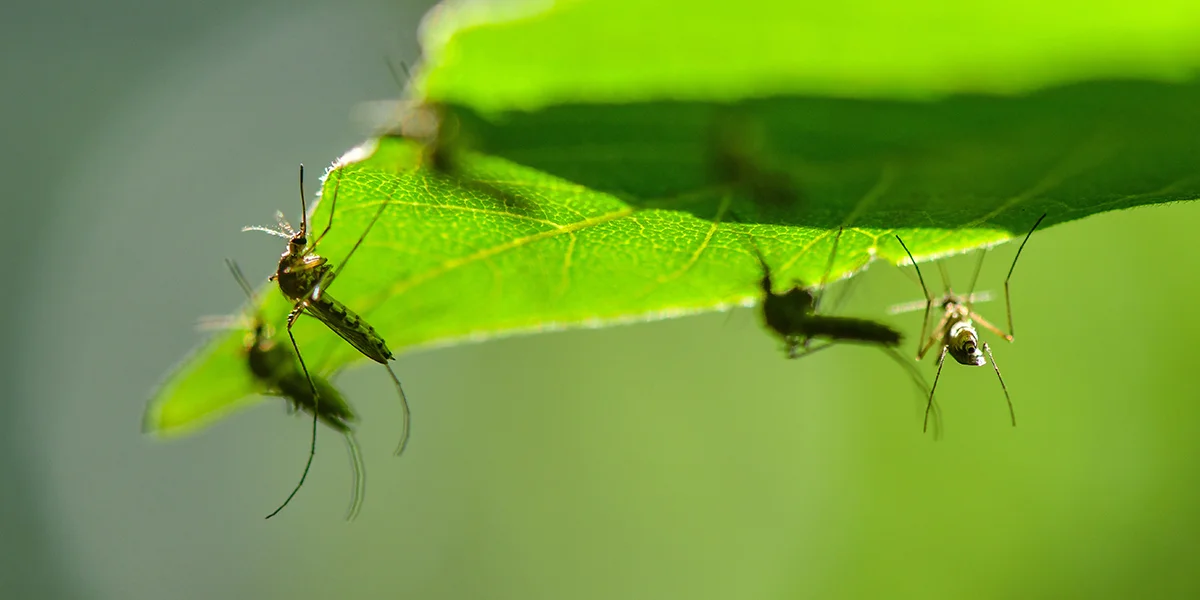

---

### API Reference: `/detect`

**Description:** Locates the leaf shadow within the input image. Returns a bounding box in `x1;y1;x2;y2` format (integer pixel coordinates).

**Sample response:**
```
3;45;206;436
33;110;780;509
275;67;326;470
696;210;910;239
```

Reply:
446;78;1200;236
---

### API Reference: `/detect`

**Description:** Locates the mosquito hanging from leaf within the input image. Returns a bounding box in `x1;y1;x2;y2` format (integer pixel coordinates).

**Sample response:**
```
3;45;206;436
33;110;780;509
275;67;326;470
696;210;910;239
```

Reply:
243;163;411;518
223;259;367;520
750;228;906;355
748;228;940;434
892;213;1047;433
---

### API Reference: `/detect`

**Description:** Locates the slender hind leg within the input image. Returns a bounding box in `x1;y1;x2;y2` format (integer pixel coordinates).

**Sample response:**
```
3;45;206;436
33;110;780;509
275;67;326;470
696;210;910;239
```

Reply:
894;236;936;360
982;342;1016;427
1001;213;1048;340
925;345;949;434
264;303;320;520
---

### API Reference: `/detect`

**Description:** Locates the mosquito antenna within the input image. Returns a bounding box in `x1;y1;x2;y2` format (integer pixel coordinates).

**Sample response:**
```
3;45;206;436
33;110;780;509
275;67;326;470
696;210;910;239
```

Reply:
242;225;291;239
297;164;309;237
384;57;412;92
225;259;257;302
343;431;366;521
1002;213;1047;337
895;235;935;361
982;342;1016;426
743;235;773;294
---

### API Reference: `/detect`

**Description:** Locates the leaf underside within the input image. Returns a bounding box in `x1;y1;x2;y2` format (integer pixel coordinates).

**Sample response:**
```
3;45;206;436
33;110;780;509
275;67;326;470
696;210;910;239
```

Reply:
145;0;1200;435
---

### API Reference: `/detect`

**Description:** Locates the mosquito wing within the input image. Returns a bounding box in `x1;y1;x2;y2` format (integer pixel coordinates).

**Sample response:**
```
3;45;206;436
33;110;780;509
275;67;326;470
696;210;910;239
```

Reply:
304;293;395;365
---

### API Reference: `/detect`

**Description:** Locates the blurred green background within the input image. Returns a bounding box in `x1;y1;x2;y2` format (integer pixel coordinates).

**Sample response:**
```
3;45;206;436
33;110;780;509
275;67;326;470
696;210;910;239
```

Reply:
5;1;1200;599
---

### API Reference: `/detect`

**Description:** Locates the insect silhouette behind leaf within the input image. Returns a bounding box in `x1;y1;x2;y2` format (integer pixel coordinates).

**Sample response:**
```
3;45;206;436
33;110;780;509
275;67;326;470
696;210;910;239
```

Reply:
750;230;902;357
242;164;411;518
226;259;366;520
708;114;800;209
749;230;940;434
892;213;1047;432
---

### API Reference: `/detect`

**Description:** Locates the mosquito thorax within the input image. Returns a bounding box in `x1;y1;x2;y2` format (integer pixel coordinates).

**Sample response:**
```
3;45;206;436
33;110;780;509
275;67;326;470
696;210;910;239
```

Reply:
947;320;986;366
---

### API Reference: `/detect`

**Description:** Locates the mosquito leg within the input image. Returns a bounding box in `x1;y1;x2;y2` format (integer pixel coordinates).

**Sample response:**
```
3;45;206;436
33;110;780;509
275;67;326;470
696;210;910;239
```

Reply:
968;311;1013;343
383;363;412;456
813;227;845;314
785;336;800;359
311;167;342;249
312;187;394;300
965;244;988;307
936;260;953;297
925;345;949;433
982;342;1015;427
881;346;941;440
789;339;838;360
918;312;952;360
1002;213;1048;339
895;235;935;360
343;432;366;521
265;304;321;520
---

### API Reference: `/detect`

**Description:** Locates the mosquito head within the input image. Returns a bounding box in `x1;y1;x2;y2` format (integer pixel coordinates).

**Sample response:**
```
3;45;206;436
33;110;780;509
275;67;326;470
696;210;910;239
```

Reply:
287;232;308;255
947;321;986;366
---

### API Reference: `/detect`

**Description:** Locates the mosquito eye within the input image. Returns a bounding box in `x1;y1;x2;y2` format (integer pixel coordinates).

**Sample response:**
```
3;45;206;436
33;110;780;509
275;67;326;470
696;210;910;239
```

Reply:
294;236;306;246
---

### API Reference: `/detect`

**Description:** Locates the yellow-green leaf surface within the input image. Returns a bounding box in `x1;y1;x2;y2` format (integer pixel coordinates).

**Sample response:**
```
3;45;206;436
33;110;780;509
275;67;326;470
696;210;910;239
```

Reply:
146;0;1200;435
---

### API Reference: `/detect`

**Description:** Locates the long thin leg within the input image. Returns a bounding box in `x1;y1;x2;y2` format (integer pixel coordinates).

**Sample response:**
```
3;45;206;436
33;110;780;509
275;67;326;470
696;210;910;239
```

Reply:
925;345;949;433
311;167;342;249
384;57;411;91
383;363;412;456
895;236;935;360
265;305;320;520
880;346;942;440
312;185;394;300
982;342;1016;427
918;312;952;360
936;260;953;297
1002;213;1048;338
813;227;844;314
788;339;839;360
343;432;366;521
966;245;987;307
825;253;871;317
968;310;1013;343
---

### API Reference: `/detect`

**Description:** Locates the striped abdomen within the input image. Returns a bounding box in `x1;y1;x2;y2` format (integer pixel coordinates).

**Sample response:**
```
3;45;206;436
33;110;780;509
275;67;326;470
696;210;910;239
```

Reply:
304;293;395;365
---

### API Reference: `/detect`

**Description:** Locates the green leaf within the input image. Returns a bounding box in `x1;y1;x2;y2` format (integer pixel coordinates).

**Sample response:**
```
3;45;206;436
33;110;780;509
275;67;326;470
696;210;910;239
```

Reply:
146;0;1200;435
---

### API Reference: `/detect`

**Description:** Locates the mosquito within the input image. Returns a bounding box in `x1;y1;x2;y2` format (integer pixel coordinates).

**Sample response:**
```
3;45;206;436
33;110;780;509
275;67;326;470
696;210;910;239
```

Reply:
225;259;366;520
243;164;410;507
708;114;798;208
749;229;940;432
892;213;1047;432
751;229;903;356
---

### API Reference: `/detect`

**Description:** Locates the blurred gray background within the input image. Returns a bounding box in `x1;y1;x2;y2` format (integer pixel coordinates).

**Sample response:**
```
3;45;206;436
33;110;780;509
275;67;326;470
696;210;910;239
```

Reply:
6;1;1200;599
